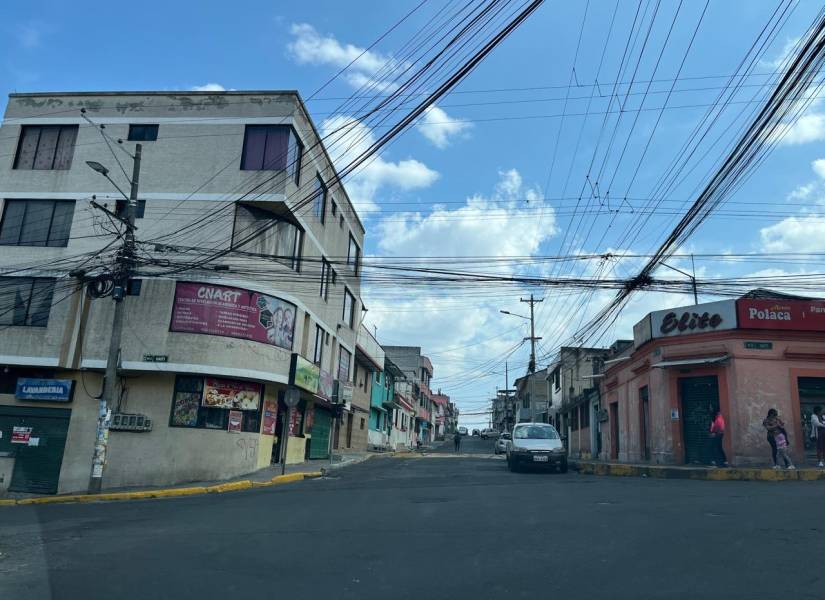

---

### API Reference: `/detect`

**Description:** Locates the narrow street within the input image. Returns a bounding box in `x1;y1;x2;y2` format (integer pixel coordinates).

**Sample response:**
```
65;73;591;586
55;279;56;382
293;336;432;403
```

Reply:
2;449;822;600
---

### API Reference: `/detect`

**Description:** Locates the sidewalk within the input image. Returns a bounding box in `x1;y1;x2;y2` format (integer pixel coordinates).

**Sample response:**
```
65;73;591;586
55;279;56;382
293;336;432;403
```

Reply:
571;459;825;481
1;451;377;507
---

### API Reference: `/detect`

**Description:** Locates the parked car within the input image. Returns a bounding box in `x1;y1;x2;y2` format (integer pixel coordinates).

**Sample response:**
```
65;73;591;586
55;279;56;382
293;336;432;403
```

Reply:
506;423;567;473
480;428;499;439
472;429;480;436
458;426;468;436
494;433;511;454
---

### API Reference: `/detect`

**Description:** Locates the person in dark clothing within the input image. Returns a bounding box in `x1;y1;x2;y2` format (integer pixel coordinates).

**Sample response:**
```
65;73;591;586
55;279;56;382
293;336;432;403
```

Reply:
453;431;462;453
762;408;787;468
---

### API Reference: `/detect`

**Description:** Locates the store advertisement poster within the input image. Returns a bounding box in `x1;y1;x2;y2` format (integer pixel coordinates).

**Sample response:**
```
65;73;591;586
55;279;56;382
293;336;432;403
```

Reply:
170;282;296;350
227;410;243;433
202;378;261;411
262;399;278;435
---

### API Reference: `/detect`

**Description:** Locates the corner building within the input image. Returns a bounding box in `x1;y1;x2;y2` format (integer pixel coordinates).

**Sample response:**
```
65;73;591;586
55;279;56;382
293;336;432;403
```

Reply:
0;91;365;493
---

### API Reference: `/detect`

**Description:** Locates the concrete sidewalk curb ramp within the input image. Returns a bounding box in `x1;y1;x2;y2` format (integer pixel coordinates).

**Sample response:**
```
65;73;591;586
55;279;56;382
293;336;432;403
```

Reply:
573;460;825;481
2;471;325;507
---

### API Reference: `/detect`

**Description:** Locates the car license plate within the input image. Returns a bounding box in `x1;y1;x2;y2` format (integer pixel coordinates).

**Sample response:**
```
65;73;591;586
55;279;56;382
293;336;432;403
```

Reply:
533;455;549;462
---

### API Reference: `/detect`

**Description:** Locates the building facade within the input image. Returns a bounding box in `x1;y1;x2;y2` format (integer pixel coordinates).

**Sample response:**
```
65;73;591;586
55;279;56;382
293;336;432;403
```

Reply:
383;346;436;446
514;367;550;424
601;292;825;467
0;91;365;494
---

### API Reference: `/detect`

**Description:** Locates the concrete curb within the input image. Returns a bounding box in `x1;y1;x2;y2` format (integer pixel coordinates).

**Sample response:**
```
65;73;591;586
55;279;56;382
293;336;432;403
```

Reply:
572;461;825;481
2;471;325;507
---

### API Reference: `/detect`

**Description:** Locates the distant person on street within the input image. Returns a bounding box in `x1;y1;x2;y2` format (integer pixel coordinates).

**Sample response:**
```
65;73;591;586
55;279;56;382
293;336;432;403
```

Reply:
811;406;825;468
453;431;461;453
773;429;795;469
762;408;787;468
709;408;728;467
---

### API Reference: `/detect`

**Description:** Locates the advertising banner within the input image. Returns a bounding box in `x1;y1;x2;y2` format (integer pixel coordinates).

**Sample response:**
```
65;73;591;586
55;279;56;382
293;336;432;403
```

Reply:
227;410;243;433
15;378;75;402
11;426;32;444
202;378;261;411
649;300;736;340
318;369;334;401
170;282;296;350
305;405;315;432
288;407;303;436
737;298;825;332
262;399;278;435
290;354;320;394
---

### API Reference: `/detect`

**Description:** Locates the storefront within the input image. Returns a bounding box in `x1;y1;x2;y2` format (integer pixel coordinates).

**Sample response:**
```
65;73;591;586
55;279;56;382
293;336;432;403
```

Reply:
602;293;825;467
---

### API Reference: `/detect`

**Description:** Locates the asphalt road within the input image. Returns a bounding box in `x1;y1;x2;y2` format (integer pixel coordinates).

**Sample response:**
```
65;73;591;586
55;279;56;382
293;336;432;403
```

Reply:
430;432;496;453
2;449;824;600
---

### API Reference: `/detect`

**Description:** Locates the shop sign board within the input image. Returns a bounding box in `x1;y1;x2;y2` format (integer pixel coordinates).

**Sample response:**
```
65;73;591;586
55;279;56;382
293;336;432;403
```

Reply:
289;354;320;395
288;407;302;436
317;369;334;401
334;380;353;404
744;341;773;350
262;399;278;435
305;405;315;432
649;300;736;340
11;426;32;444
170;282;296;350
202;378;261;411
15;378;75;402
227;410;243;433
737;298;825;332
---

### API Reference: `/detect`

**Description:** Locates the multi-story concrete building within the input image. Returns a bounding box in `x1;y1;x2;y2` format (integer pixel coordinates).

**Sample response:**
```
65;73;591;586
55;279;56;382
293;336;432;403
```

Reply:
432;389;450;440
514;367;550;424
383;346;436;445
0;91;365;494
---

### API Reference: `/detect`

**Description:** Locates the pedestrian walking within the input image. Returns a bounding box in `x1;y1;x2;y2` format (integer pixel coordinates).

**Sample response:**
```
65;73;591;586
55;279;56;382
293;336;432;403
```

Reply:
773;429;795;469
762;408;787;468
453;430;461;453
709;408;728;467
811;406;825;468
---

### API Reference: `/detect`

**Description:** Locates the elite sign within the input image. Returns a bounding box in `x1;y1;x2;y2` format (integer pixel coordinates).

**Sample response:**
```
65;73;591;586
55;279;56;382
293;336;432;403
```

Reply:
635;300;736;346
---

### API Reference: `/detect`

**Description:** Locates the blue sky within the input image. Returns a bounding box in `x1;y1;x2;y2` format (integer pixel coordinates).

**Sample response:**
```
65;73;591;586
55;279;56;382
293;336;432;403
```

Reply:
3;1;825;427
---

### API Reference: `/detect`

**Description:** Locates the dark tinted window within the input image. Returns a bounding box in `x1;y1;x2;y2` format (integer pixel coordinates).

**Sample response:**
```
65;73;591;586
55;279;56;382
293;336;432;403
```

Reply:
127;124;159;141
0;277;56;327
240;125;303;184
0;200;75;247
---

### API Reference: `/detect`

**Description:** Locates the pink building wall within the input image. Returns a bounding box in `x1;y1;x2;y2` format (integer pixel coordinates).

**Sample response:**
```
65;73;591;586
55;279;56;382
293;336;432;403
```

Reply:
600;330;825;466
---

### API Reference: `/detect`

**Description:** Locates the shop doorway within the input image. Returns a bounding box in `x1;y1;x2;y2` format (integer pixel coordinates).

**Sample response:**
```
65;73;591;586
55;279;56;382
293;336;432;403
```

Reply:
0;406;71;494
308;407;332;459
346;413;353;448
680;376;719;465
798;377;825;460
609;402;619;460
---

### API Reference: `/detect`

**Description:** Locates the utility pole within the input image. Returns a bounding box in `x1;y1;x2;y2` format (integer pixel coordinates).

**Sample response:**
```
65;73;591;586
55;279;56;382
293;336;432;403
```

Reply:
660;259;698;305
87;144;142;494
521;294;543;423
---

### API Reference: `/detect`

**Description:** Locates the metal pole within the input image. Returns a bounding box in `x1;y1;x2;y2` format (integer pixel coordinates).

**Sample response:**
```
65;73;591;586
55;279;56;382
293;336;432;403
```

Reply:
281;406;293;476
691;254;698;305
88;144;141;494
528;294;536;422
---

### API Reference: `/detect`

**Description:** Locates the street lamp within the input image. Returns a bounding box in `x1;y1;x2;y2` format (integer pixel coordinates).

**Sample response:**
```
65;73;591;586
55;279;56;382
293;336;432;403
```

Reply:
86;160;130;202
499;310;529;320
659;256;698;305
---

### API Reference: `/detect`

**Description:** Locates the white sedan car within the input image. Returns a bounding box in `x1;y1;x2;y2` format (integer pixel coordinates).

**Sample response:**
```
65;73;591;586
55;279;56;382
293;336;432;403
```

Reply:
506;423;567;472
494;432;511;454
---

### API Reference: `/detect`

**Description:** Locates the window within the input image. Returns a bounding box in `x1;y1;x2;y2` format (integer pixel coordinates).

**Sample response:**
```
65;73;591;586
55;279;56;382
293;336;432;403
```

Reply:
320;258;331;300
0;200;75;247
581;404;590;428
127;124;159;141
169;376;263;432
14;125;78;170
312;175;327;223
116;199;147;220
240;125;303;184
571;408;579;431
553;368;560;391
343;288;355;328
347;234;361;275
0;277;55;327
313;324;324;366
360;418;365;430
232;204;302;271
331;199;338;217
0;367;55;395
339;214;344;228
338;347;352;382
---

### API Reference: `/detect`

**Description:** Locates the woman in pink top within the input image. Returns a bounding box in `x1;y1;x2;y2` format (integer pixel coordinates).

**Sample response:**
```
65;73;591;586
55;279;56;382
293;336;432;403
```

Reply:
709;408;728;467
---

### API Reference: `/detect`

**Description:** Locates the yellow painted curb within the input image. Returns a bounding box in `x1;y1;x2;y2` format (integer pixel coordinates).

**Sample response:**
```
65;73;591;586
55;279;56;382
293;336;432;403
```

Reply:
302;471;324;478
206;480;253;493
270;473;304;485
0;498;18;506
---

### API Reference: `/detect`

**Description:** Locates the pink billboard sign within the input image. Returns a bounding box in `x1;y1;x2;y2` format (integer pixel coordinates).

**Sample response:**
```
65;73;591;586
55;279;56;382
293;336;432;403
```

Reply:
170;282;296;350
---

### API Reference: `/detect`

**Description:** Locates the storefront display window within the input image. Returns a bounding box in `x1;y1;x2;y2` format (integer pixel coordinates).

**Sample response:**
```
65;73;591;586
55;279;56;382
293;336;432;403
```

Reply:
170;375;263;432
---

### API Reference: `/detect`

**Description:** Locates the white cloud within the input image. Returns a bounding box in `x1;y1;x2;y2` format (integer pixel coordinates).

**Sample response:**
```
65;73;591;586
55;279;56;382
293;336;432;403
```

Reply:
191;83;227;92
415;105;472;149
287;23;469;148
375;168;554;258
760;37;800;70
813;158;825;180
777;106;825;145
760;217;825;253
322;115;439;214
